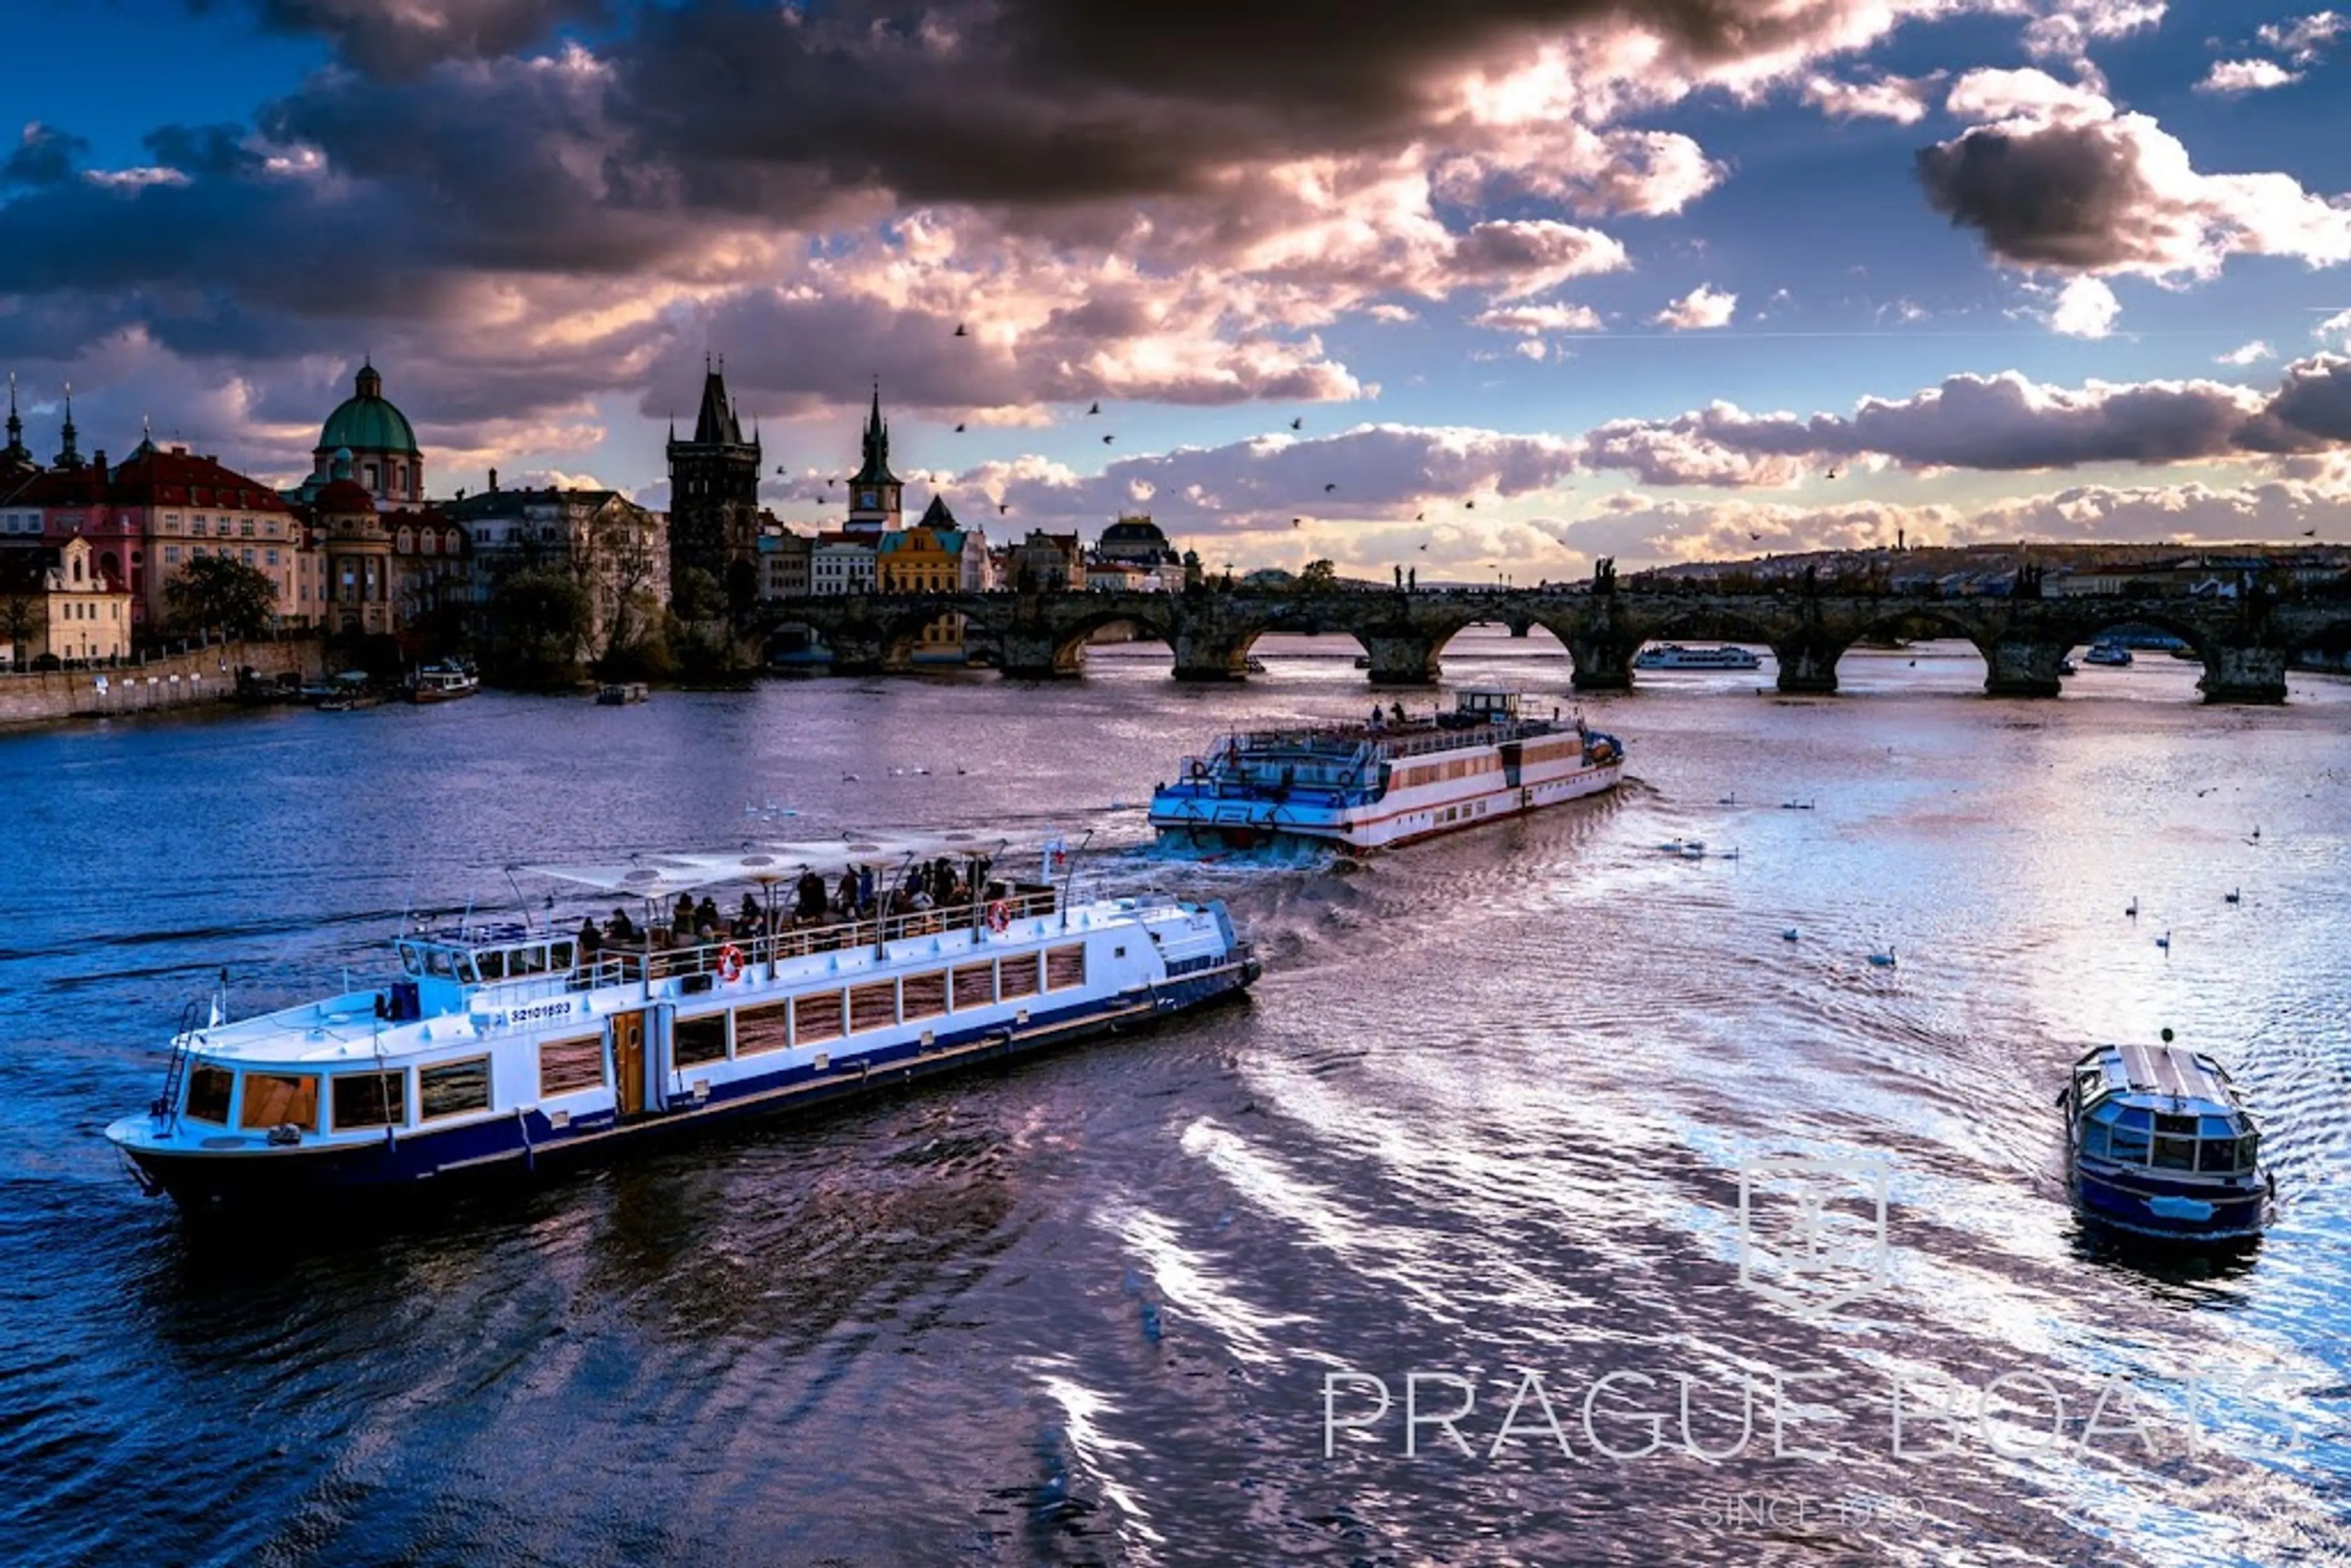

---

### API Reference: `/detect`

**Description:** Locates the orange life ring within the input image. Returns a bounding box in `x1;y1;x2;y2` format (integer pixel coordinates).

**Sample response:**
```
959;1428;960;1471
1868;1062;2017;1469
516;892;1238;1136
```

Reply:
716;943;745;983
986;900;1011;935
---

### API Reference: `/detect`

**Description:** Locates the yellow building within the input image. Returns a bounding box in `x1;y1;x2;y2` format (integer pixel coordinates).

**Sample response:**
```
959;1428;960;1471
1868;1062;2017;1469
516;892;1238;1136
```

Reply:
1;536;132;664
877;497;970;658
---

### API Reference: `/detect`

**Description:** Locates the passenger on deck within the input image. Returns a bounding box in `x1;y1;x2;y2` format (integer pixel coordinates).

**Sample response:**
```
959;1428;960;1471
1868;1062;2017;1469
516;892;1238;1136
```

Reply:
579;918;602;957
1390;700;1406;726
796;870;828;922
607;907;637;942
857;867;876;912
673;892;696;935
1367;705;1385;732
836;870;858;917
737;893;762;935
694;896;721;939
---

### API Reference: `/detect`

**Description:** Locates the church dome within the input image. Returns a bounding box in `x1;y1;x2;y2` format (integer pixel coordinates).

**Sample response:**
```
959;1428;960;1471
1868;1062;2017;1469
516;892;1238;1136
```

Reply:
317;362;419;456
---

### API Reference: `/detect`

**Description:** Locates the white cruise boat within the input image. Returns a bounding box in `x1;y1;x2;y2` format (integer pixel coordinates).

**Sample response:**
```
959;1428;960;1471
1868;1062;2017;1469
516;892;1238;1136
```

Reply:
1148;690;1624;853
106;834;1259;1210
1632;643;1762;671
408;661;480;702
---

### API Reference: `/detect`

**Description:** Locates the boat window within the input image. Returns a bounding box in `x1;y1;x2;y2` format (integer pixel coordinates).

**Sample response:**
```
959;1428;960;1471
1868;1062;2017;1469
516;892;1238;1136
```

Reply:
2112;1106;2153;1130
902;971;948;1020
2198;1116;2238;1139
793;989;844;1044
2154;1112;2197;1137
2239;1131;2259;1171
549;940;574;971
396;942;424;978
475;948;508;981
2082;1124;2110;1160
999;955;1041;1000
509;945;547;977
538;1035;605;1097
419;1057;492;1120
332;1070;407;1130
2088;1100;2123;1125
2105;1125;2151;1163
1045;944;1087;991
951;961;994;1009
239;1073;320;1131
184;1064;233;1125
849;980;898;1032
2151;1136;2197;1171
674;1013;728;1067
735;1003;789;1056
2195;1138;2241;1174
422;947;456;979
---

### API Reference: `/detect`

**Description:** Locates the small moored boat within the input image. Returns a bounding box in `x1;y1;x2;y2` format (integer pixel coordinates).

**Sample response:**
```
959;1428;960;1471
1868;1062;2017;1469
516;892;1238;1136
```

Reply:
408;661;480;702
2061;1032;2271;1242
596;682;650;705
2082;642;2132;667
105;833;1259;1211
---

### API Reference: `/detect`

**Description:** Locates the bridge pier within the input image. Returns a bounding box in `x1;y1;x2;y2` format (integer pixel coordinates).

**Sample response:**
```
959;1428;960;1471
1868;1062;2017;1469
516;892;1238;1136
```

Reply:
1984;637;2067;698
1567;631;1635;691
1171;630;1250;681
823;632;888;676
2199;644;2287;704
1362;634;1441;686
1772;638;1841;695
997;628;1083;680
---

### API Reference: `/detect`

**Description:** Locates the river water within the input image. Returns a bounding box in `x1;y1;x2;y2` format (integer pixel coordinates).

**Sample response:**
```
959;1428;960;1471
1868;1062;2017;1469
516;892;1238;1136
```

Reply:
2;630;2347;1567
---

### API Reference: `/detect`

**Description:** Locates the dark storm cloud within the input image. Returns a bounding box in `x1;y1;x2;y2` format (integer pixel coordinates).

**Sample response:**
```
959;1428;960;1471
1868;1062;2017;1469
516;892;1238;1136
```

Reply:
2;124;90;189
236;0;607;80
2264;355;2351;444
1914;121;2159;272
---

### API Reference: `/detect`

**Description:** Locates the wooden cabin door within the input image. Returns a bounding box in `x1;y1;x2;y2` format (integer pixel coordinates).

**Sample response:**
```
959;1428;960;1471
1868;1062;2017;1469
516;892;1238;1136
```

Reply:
612;1011;647;1117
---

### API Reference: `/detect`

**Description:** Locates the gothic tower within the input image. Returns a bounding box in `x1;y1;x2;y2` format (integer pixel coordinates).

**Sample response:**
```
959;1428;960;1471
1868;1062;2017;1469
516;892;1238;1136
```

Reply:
843;383;902;536
665;356;762;609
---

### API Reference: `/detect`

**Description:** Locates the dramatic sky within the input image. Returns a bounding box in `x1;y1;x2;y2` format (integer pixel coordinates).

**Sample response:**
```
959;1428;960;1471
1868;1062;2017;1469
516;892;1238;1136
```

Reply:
6;0;2351;576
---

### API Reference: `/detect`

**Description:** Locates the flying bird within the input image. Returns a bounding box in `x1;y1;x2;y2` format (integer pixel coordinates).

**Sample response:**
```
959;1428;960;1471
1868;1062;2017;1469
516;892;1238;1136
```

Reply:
1464;499;1475;509
953;323;968;337
1290;417;1303;430
1324;482;1337;493
2303;528;2318;537
1749;531;1763;541
1414;512;1425;522
1417;542;1428;551
954;422;966;432
825;476;836;488
1102;433;1115;444
1087;400;1101;415
997;503;1010;514
1825;467;1840;479
1291;517;1304;528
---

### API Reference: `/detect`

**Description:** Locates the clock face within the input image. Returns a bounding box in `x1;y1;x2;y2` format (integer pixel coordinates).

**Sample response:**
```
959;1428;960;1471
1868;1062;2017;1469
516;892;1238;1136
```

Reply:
861;490;876;508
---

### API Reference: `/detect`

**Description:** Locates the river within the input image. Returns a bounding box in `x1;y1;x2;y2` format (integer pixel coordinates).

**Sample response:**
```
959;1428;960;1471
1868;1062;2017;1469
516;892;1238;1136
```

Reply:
2;630;2346;1567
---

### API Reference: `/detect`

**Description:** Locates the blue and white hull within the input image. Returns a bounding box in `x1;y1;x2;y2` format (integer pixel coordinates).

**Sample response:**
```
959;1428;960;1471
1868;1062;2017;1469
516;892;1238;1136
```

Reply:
107;884;1258;1212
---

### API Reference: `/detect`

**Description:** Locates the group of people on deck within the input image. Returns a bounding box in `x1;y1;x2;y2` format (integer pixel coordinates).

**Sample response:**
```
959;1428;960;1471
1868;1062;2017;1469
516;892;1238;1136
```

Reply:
575;855;1002;957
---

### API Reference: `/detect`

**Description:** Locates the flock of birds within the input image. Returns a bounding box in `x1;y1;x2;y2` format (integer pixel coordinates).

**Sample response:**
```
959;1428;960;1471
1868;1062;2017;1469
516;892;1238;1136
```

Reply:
770;324;1502;530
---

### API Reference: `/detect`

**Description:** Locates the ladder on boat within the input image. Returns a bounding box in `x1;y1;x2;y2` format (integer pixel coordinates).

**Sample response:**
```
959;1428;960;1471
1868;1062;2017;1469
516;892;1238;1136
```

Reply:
151;998;204;1129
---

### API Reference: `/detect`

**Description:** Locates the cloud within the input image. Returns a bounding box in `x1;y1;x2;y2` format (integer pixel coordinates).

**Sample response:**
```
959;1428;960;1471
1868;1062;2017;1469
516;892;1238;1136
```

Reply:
1472;302;1603;334
2;123;90;188
242;0;609;80
2317;307;2351;348
1918;69;2351;279
2257;10;2347;65
1801;72;1942;124
2195;59;2302;94
1572;354;2351;486
2216;340;2275;366
1654;283;1738;330
2020;0;2167;80
2047;276;2121;337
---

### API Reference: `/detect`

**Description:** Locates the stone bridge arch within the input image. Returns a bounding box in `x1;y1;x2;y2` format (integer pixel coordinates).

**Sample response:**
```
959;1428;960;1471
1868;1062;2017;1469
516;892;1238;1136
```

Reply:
1019;601;1182;678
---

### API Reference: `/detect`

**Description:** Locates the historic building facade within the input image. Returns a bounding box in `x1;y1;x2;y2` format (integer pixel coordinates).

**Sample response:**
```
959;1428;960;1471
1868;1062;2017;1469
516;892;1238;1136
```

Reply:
842;386;903;537
665;360;762;606
294;362;427;511
445;481;667;655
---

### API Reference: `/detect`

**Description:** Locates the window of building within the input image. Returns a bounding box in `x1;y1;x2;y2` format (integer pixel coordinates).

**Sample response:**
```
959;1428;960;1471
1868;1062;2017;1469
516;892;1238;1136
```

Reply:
538;1035;606;1097
239;1072;320;1131
242;549;256;565
331;1071;407;1131
419;1057;493;1120
266;550;279;567
184;1065;233;1124
674;1014;729;1067
165;547;181;565
241;519;254;537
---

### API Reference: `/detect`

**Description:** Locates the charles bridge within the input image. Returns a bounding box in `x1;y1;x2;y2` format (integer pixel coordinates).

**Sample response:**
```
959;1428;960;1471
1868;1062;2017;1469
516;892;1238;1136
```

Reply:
760;571;2351;703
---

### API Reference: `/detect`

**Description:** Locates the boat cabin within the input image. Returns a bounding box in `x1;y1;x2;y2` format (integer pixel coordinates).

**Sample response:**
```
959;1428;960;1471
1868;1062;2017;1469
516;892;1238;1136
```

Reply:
1454;689;1520;722
2068;1041;2260;1177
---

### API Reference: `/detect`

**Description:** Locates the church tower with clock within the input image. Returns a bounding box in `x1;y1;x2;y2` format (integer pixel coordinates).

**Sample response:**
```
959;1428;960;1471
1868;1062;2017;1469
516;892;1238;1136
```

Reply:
842;383;902;537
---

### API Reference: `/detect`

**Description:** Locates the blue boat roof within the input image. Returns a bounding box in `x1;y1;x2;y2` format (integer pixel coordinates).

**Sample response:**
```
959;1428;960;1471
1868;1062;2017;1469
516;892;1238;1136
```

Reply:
2074;1041;2245;1116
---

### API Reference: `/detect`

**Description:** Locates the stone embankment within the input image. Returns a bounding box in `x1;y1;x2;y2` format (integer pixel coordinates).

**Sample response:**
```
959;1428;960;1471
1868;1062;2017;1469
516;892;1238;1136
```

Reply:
0;639;323;730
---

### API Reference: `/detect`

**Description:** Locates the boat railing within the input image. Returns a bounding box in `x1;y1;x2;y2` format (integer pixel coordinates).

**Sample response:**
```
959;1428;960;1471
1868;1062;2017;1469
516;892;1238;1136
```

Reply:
561;887;1062;988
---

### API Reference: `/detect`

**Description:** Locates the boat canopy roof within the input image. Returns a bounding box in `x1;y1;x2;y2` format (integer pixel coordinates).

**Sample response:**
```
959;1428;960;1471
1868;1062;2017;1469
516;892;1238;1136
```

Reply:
2073;1041;2246;1117
525;831;1018;897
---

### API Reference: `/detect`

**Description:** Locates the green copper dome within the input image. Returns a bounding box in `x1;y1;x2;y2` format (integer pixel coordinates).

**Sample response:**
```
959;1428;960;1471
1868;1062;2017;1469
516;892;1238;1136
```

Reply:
317;363;419;456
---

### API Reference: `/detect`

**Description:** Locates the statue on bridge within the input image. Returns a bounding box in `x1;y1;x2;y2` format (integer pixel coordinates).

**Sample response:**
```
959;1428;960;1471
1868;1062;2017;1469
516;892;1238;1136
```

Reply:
1592;557;1616;596
2013;563;2044;599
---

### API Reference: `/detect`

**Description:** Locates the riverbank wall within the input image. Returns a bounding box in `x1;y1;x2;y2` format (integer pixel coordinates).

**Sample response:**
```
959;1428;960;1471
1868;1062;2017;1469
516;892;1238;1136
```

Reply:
0;639;323;730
